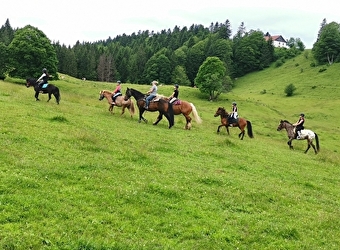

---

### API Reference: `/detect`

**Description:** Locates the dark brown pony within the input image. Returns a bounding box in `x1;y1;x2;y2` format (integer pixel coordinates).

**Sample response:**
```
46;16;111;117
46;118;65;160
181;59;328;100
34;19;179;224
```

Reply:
214;107;254;140
99;90;135;117
153;98;202;129
124;88;174;128
26;78;60;104
277;120;320;154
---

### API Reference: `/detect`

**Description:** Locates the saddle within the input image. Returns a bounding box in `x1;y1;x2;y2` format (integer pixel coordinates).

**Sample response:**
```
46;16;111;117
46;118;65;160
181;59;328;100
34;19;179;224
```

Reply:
113;92;122;98
144;95;160;102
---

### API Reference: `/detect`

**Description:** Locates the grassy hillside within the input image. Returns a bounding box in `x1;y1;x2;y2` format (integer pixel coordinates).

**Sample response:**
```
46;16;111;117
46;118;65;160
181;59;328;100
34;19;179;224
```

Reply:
0;52;339;249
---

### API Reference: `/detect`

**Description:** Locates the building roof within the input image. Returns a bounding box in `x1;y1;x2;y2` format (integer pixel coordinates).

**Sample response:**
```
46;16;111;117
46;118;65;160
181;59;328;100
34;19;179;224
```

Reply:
264;35;287;43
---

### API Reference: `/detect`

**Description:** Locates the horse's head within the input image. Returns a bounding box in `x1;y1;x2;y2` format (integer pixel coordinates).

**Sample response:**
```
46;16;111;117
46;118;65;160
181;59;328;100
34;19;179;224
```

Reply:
277;120;292;131
99;90;105;101
26;78;34;88
124;88;132;101
214;107;226;117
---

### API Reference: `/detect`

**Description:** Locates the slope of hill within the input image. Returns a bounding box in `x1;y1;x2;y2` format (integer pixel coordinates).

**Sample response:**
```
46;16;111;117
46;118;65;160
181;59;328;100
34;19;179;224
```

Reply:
0;54;339;249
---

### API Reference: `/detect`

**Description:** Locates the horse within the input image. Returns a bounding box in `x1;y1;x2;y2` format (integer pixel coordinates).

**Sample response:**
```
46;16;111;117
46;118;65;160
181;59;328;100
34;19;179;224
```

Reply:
124;88;174;129
277;120;320;154
214;107;254;140
99;90;135;117
153;98;202;130
26;78;60;104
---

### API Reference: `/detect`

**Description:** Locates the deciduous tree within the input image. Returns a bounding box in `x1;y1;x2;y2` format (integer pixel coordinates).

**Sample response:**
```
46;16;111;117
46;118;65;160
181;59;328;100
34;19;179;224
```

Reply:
195;56;231;100
8;25;58;79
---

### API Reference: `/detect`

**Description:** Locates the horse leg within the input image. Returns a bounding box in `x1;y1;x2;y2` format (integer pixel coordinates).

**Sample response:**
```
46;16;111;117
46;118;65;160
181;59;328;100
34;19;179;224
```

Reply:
163;112;173;129
121;105;126;115
311;142;317;154
239;130;245;140
139;110;147;123
35;91;40;101
153;113;163;125
47;93;52;102
238;125;245;140
109;104;113;113
183;114;192;130
287;139;294;150
53;93;59;104
217;125;223;133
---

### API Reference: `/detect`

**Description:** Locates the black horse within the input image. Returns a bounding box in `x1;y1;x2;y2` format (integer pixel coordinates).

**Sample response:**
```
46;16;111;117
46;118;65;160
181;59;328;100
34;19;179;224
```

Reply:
124;88;174;128
26;78;61;104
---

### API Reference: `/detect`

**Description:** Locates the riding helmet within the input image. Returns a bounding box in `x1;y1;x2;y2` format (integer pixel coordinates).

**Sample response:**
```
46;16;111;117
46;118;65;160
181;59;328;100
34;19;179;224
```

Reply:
300;113;305;117
42;68;47;73
117;80;121;84
232;102;237;105
174;84;179;88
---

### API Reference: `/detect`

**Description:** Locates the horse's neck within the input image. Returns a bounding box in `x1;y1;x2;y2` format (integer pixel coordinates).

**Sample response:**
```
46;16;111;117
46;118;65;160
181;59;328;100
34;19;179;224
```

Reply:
131;90;144;100
284;123;295;135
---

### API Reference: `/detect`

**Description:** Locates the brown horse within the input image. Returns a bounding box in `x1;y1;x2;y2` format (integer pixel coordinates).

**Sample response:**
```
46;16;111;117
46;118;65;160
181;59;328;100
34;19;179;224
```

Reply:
277;120;320;154
153;98;202;129
99;90;135;117
124;88;174;128
214;107;254;140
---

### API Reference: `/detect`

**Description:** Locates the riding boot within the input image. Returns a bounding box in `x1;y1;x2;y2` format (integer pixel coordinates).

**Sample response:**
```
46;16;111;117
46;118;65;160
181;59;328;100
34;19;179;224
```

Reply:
296;131;301;139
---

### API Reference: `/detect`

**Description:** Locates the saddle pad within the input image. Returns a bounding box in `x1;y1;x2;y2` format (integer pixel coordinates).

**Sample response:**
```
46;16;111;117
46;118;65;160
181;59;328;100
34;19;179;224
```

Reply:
42;83;48;88
173;99;181;105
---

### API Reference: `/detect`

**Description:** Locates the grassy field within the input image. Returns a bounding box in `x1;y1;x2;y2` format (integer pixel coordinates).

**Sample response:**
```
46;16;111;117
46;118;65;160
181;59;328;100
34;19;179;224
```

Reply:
1;52;340;249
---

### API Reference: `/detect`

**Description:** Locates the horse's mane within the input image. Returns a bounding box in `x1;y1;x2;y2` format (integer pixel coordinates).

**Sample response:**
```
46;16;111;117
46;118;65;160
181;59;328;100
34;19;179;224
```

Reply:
282;119;292;125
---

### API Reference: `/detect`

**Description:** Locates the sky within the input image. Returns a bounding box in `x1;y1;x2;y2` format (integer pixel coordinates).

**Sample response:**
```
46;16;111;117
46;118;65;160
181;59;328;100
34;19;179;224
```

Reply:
4;0;339;49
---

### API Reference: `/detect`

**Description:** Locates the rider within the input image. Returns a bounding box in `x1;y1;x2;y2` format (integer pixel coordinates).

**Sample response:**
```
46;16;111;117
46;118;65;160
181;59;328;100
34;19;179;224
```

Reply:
111;80;122;105
293;113;305;139
36;68;49;91
144;80;158;110
228;102;238;126
169;84;179;104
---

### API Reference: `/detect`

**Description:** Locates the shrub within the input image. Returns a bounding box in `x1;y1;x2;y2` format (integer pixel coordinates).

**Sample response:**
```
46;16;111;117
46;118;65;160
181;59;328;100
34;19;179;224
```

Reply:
284;83;296;97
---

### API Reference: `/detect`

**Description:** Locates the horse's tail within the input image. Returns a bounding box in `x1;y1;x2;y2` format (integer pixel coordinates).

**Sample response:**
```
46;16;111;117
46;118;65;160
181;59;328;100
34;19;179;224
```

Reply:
246;120;254;138
130;99;135;115
55;86;61;103
190;103;202;124
314;133;320;152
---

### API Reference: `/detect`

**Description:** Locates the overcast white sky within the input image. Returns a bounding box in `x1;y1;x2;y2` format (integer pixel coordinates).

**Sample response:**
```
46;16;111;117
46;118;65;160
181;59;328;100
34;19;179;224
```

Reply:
4;0;339;49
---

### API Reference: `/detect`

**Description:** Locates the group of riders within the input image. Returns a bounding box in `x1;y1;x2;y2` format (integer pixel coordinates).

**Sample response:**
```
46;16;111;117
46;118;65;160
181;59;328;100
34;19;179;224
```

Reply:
37;68;306;140
110;79;179;110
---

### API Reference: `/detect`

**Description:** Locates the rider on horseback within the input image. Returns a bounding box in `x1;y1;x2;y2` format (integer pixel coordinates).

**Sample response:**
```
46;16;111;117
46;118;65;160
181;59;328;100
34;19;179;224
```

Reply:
228;102;238;126
144;80;158;110
169;84;179;104
111;80;122;105
293;113;305;139
36;68;49;91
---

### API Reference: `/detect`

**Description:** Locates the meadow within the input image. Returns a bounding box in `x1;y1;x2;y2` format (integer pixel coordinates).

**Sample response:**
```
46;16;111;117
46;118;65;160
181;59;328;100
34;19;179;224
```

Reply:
1;52;339;249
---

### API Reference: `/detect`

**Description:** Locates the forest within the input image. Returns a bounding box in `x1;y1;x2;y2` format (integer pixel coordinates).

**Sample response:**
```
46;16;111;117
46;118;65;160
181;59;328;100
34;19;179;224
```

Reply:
0;18;338;89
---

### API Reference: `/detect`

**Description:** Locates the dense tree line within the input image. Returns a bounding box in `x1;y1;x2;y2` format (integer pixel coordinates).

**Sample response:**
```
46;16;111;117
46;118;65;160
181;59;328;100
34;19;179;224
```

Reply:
1;18;309;94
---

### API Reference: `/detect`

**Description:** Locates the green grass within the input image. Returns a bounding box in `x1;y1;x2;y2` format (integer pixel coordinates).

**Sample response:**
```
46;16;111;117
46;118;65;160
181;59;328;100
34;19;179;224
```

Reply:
1;54;340;249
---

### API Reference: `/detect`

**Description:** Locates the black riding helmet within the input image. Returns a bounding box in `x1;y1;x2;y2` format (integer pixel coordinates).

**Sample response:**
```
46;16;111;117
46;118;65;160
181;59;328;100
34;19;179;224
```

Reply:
300;113;305;117
174;84;179;88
